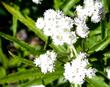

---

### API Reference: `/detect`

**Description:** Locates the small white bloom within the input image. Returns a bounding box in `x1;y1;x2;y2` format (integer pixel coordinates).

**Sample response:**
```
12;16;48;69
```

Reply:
74;17;89;38
36;17;45;29
31;85;45;87
76;25;89;38
106;67;110;79
32;0;42;4
91;13;101;23
64;52;96;85
76;5;87;20
34;50;57;74
86;68;97;78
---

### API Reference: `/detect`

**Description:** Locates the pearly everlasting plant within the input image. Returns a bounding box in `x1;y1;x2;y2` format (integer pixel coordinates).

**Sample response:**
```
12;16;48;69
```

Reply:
1;0;109;87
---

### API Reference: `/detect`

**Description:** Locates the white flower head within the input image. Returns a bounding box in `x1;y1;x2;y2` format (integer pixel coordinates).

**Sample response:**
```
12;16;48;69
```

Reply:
32;0;42;4
76;24;89;38
34;50;57;74
36;9;77;45
76;5;87;20
64;52;96;85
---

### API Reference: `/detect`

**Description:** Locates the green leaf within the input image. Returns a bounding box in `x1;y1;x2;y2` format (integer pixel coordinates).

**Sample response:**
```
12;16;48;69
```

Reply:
20;70;63;87
20;79;42;87
86;76;109;87
0;67;6;78
0;32;42;55
87;37;110;54
54;0;63;10
9;52;34;67
11;4;19;37
101;0;110;12
0;38;9;69
62;0;80;15
12;15;17;37
101;20;107;39
0;67;63;85
0;69;42;84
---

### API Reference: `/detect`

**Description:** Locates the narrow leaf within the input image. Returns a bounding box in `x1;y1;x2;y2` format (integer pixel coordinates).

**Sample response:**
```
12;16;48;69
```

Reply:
63;0;80;15
9;52;34;66
0;69;42;84
0;32;42;55
0;38;9;69
86;76;109;87
88;37;110;54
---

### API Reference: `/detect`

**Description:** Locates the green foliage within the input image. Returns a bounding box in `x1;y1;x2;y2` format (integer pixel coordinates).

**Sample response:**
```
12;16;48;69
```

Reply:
0;38;9;69
0;0;110;87
0;32;42;56
87;76;109;87
2;2;66;54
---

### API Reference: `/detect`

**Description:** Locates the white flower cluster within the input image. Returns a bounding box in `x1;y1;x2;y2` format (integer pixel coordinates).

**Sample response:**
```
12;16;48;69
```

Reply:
64;52;96;85
32;0;42;4
74;0;103;38
36;9;77;45
34;50;57;74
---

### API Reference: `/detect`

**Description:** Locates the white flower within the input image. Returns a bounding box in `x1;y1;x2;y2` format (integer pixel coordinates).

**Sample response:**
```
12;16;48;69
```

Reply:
36;9;77;45
64;52;96;85
86;68;97;78
31;85;45;87
32;0;42;4
76;5;87;20
36;17;45;29
91;13;101;23
74;17;89;38
34;50;57;74
76;24;89;38
106;67;110;79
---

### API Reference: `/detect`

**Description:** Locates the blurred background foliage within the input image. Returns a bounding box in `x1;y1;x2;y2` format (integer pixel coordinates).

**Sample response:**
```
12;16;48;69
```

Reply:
0;0;110;87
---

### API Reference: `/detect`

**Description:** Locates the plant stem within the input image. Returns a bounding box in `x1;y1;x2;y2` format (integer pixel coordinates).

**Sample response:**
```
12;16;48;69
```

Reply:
74;84;78;87
70;45;78;57
71;84;74;87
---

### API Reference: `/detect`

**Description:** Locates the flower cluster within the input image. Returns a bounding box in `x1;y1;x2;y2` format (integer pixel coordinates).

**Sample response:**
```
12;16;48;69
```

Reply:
74;0;103;38
64;52;96;85
34;50;57;74
33;0;103;85
36;9;77;45
32;0;42;4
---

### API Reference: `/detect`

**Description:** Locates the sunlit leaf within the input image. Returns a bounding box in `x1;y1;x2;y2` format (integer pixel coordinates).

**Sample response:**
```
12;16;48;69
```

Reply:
86;76;109;87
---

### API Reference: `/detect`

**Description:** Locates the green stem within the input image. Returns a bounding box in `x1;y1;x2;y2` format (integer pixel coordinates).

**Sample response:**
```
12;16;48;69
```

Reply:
71;84;74;87
74;84;78;87
70;45;78;57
